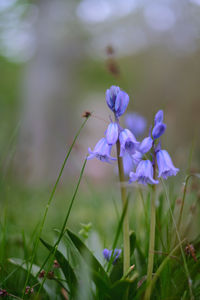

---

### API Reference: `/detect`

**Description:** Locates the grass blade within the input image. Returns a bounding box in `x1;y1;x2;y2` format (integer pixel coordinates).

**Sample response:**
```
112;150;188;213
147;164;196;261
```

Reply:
22;118;88;298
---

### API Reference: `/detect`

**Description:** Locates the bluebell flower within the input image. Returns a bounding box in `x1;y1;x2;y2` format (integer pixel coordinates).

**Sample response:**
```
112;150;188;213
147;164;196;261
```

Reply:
115;91;129;117
106;86;121;112
87;138;116;163
152;123;166;139
139;137;153;154
156;150;179;179
154;110;164;125
105;122;118;145
129;160;159;185
106;86;129;118
103;248;121;264
123;152;135;175
125;112;147;137
123;151;143;175
119;129;139;157
102;248;110;261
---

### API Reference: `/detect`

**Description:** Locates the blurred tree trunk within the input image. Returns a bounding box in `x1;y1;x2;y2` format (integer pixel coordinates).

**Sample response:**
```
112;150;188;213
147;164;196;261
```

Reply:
16;0;85;184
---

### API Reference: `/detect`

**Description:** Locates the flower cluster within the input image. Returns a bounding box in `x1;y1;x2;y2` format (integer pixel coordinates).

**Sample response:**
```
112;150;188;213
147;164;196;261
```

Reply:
87;86;139;163
129;110;179;185
87;85;179;185
103;248;121;264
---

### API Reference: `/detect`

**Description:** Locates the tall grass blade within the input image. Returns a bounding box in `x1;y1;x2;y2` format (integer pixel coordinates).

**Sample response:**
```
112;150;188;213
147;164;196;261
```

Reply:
22;118;88;298
36;158;87;297
161;178;194;300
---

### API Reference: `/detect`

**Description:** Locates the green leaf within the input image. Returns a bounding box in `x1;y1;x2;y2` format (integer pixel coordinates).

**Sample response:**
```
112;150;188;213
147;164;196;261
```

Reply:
66;229;109;282
40;238;77;296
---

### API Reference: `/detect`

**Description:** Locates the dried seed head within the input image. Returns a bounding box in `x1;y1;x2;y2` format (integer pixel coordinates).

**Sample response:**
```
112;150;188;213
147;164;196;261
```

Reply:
82;111;92;118
185;244;197;262
38;269;46;278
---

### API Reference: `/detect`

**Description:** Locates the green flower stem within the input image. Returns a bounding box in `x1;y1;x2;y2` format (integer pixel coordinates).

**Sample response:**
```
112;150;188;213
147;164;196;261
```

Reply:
144;184;156;300
116;140;130;275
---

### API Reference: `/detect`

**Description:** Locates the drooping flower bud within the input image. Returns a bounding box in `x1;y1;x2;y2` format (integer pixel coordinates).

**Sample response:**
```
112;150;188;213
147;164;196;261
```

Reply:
156;150;179;179
139;137;153;154
106;86;121;111
105;122;118;145
115;91;129;117
152;123;166;139
106;86;129;118
154;110;164;125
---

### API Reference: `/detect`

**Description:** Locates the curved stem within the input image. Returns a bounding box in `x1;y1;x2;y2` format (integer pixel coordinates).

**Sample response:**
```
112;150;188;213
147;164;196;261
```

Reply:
116;140;130;275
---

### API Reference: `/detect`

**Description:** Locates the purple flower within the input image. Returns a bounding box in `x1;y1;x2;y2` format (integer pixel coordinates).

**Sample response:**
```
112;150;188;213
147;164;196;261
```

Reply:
129;160;159;185
105;122;118;145
119;129;139;157
152;123;166;139
87;138;116;163
115;91;129;117
139;137;153;154
106;86;129;118
154;110;164;125
102;249;110;261
156;150;179;179
125;112;147;137
123;152;135;175
106;86;121;111
103;248;121;264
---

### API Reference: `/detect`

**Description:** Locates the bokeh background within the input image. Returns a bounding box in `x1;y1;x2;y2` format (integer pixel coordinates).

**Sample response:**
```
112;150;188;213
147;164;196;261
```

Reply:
0;0;200;256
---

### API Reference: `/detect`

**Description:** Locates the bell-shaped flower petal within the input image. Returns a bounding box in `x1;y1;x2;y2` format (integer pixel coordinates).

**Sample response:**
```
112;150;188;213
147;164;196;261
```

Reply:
115;91;129;117
119;129;139;157
156;150;179;179
123;152;135;175
106;86;121;111
129;160;159;185
87;138;116;163
106;122;118;145
152;123;166;139
125;112;147;137
154;110;164;125
139;137;153;154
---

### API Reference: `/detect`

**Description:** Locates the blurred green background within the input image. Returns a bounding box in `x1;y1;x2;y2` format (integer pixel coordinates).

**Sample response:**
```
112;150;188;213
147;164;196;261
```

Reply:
0;0;200;259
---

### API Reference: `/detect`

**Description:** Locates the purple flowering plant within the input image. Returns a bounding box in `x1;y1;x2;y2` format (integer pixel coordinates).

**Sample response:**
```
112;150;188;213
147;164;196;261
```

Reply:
87;85;180;299
8;77;200;300
87;87;179;186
